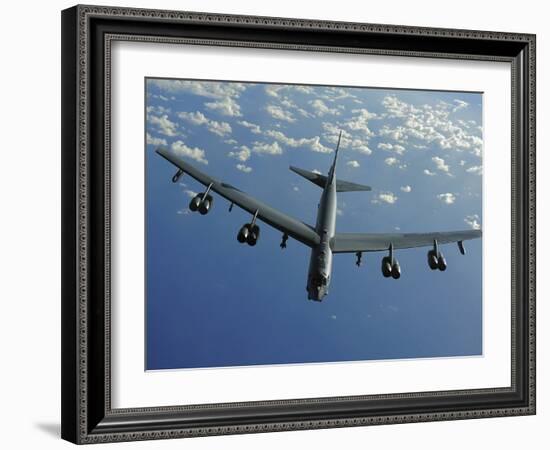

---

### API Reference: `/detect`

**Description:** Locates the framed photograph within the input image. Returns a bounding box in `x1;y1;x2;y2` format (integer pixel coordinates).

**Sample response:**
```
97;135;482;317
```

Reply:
61;4;536;444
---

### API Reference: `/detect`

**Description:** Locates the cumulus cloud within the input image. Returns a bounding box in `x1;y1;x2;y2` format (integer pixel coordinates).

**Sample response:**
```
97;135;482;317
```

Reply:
150;79;246;98
423;169;436;176
183;189;198;198
346;160;360;168
148;114;178;137
228;146;251;162
238;120;262;134
236;164;252;173
378;142;406;155
150;79;246;120
343;109;376;136
264;129;332;153
146;132;167;146
321;123;372;155
380;95;482;157
205;96;242;117
466;165;483;175
378;192;398;204
464;214;481;230
171;140;208;164
400;185;412;193
178;111;232;136
320;87;358;102
385;157;399;166
309;99;339;116
252;141;283;155
266;104;296;123
432;156;450;173
453;99;469;112
437;193;456;204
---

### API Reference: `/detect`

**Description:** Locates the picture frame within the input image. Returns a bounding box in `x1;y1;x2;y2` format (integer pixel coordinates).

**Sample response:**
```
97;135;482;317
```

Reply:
61;4;536;444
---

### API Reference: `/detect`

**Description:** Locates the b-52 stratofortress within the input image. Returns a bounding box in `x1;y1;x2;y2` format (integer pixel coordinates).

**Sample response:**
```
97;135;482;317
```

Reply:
156;132;481;301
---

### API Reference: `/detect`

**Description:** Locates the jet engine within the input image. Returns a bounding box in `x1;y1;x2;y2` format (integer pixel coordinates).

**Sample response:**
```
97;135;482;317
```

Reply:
427;249;447;271
427;250;438;270
189;193;213;214
198;195;213;215
381;256;400;279
237;223;260;246
437;254;447;271
237;224;250;243
247;224;260;246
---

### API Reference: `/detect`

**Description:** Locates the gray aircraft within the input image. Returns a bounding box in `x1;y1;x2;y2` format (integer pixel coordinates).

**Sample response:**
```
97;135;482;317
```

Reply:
156;131;481;301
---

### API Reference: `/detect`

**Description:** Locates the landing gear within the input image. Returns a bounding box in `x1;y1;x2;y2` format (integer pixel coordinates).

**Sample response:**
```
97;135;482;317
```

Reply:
280;233;288;249
355;251;363;267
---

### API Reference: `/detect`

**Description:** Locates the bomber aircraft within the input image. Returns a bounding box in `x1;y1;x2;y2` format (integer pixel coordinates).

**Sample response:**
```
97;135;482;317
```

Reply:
156;132;481;301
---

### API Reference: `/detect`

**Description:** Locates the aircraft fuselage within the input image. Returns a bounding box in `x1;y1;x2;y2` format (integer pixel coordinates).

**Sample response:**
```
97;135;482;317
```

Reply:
307;169;337;301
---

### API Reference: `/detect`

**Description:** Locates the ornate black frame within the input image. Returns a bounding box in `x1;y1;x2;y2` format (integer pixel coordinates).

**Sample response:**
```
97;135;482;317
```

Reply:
61;4;536;444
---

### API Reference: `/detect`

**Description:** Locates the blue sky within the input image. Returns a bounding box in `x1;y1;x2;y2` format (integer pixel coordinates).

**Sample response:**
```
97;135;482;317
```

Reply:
145;78;483;370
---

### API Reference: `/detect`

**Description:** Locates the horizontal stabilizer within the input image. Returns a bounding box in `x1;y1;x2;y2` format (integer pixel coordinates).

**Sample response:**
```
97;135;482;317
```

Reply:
290;166;371;192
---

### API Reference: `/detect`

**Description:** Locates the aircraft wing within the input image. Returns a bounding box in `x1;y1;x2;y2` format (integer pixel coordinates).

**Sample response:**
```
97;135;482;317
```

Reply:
331;229;481;253
156;147;320;247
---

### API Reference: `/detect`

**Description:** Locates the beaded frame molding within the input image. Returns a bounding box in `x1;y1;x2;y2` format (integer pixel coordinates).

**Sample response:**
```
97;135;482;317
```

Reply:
61;4;536;444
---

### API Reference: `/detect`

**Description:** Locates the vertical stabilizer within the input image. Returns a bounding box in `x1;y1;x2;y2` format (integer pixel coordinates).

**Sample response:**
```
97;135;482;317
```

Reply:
328;130;342;183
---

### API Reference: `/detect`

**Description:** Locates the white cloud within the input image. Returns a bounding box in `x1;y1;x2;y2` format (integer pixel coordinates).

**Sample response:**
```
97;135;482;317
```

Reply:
178;111;232;136
147;105;171;115
385;157;399;166
437;193;456;204
378;142;406;155
453;99;469;112
380;95;482;157
238;120;262;134
171;140;208;165
266;104;296;123
460;160;466;166
264;129;332;153
309;99;339;116
292;186;300;192
149;79;246;99
148;114;178;137
236;164;252;173
252;141;283;155
346;160;360;168
466;165;483;175
228;146;251;162
432;156;450;173
321;123;372;155
423;169;436;176
150;79;246;122
146;132;167;146
378;192;398;204
183;189;198;198
205;96;242;117
336;208;343;216
400;185;412;193
464;214;481;230
343;109;376;136
320;87;357;102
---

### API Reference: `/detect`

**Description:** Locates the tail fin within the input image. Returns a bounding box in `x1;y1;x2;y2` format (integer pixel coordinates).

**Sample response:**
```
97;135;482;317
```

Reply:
328;130;342;183
290;166;371;192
